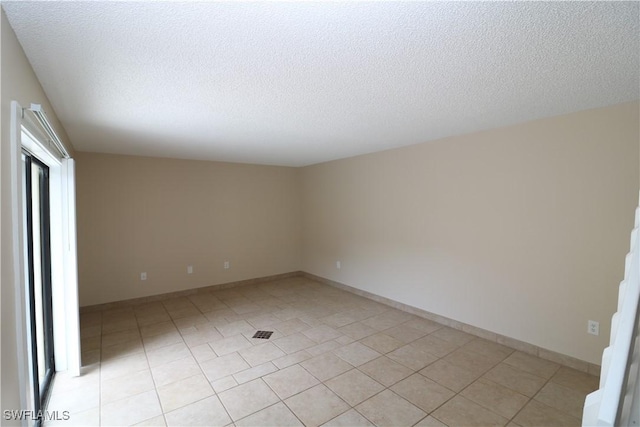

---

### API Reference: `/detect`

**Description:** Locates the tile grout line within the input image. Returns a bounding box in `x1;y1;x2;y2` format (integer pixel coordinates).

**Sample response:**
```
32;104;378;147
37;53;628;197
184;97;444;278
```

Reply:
107;312;412;423
429;356;517;425
138;325;164;426
210;300;287;424
98;314;102;427
85;277;588;427
504;364;581;426
170;296;236;425
247;373;307;426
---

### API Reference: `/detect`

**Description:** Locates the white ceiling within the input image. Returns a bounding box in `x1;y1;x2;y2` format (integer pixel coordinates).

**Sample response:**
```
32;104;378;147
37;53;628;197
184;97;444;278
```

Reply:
3;1;639;167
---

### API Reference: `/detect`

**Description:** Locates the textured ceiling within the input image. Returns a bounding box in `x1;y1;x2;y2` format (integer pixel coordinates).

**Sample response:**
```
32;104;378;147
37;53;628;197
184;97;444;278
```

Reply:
3;1;639;166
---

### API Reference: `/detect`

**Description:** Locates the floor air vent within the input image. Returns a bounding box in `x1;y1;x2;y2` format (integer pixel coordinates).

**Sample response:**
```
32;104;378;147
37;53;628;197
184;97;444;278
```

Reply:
252;331;273;339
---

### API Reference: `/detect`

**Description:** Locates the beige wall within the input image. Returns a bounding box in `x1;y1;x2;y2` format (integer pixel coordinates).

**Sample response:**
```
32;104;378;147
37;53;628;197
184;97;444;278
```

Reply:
301;101;639;364
75;153;301;306
1;9;75;422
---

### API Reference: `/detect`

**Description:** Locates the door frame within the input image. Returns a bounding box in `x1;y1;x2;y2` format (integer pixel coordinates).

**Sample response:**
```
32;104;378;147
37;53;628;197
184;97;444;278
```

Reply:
22;152;56;415
9;101;80;423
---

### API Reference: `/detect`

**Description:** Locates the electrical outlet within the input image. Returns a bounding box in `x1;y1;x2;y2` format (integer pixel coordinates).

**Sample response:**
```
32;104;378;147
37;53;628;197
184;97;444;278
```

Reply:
224;261;230;269
140;272;147;281
187;265;193;274
336;261;341;269
588;320;599;336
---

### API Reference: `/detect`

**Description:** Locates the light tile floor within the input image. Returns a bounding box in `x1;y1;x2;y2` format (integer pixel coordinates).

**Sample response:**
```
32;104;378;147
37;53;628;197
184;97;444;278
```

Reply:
46;277;598;426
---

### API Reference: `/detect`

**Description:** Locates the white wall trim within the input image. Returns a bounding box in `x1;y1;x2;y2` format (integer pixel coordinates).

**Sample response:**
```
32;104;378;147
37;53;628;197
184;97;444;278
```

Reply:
61;158;80;377
10;101;33;425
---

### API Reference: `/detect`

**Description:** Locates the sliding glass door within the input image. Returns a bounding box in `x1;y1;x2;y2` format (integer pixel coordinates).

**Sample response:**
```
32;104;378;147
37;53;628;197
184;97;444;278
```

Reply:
23;150;55;417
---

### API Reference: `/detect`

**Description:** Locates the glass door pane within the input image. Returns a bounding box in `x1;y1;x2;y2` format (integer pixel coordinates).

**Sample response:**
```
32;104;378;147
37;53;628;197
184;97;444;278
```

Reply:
23;151;55;418
31;161;49;391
